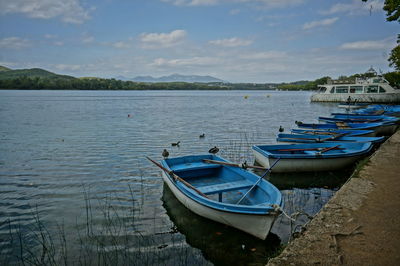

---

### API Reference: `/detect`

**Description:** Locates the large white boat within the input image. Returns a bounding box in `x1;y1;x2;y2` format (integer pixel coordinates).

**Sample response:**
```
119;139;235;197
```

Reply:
311;68;400;103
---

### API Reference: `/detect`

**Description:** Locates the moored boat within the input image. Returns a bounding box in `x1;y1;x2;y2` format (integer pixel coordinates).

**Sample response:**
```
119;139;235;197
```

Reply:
151;154;282;239
295;121;382;136
311;68;400;103
319;116;398;125
291;128;376;137
354;104;400;116
317;117;398;136
318;117;398;136
277;133;384;144
331;113;400;122
252;142;373;173
338;103;367;109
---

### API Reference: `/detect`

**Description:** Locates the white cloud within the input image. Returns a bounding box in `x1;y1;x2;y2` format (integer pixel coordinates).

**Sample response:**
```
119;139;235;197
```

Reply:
54;64;82;71
161;0;218;6
209;37;253;47
44;34;57;39
302;17;338;30
0;37;31;49
320;0;384;16
82;35;95;44
162;0;304;8
100;39;132;49
0;0;92;24
250;0;305;9
239;51;287;60
111;41;131;49
340;38;395;50
151;56;221;67
140;30;187;49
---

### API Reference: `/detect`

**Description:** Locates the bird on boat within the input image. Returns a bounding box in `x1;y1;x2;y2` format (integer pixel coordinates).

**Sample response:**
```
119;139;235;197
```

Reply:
295;121;303;126
199;133;205;138
241;161;248;169
208;146;219;154
279;126;284;132
162;149;169;159
171;141;180;147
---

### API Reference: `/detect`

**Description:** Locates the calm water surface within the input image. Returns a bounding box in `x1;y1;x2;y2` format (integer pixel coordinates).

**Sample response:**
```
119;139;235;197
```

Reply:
0;90;346;265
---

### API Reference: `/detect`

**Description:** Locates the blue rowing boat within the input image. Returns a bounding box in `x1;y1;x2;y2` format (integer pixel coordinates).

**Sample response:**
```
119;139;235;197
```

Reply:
291;128;376;137
277;133;384;144
316;117;398;136
354;105;400;116
296;121;387;136
330;113;400;124
319;116;398;125
252;142;373;173
153;154;282;239
296;121;382;130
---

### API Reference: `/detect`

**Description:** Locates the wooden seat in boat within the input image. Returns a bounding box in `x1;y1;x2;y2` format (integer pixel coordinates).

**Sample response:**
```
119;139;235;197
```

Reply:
198;180;252;195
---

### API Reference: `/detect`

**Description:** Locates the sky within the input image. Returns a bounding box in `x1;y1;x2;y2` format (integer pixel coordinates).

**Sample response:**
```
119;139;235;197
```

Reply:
0;0;398;83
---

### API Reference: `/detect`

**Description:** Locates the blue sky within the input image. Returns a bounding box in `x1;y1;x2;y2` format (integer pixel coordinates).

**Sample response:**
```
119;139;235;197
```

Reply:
0;0;398;83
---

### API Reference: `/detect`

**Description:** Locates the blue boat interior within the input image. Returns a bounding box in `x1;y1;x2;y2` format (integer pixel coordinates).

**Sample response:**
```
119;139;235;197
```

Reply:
163;155;278;206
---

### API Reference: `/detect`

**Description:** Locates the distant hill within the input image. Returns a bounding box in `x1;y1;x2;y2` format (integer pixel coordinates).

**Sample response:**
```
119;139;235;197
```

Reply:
132;74;224;83
114;75;131;81
0;66;11;72
0;66;75;80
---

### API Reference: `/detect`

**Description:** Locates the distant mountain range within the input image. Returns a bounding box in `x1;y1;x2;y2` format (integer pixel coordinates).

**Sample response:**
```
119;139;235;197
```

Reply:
0;66;225;84
128;74;225;83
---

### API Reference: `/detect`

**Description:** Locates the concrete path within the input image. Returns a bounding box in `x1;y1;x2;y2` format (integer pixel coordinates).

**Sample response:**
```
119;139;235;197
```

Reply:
268;130;400;265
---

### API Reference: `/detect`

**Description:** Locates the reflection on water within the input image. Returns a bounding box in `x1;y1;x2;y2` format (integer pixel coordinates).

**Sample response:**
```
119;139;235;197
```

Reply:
263;168;352;190
271;188;337;243
258;167;352;243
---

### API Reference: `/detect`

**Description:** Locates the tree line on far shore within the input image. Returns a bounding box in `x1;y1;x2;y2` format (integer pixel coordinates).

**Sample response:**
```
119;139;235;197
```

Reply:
0;69;399;91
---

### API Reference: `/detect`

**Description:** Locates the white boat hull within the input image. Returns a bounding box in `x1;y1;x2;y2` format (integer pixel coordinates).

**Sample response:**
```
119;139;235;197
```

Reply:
311;93;400;103
253;149;365;173
162;172;278;240
338;104;364;109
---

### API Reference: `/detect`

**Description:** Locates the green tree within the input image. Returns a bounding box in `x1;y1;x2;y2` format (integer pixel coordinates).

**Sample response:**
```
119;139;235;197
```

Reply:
382;0;400;21
384;71;400;88
389;34;400;70
363;0;400;69
363;0;400;22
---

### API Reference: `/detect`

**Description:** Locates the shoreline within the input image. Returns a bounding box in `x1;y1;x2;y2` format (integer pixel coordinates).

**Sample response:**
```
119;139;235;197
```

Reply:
267;129;400;265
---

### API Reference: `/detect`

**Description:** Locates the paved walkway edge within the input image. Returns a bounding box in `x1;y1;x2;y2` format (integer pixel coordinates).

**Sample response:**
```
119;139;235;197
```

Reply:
267;130;400;265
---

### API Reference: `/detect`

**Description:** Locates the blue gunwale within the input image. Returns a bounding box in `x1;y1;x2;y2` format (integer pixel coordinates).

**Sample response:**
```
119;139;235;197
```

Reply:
160;154;282;215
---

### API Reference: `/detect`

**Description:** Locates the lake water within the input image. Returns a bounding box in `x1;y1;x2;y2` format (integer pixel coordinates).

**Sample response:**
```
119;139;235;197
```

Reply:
0;90;348;265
